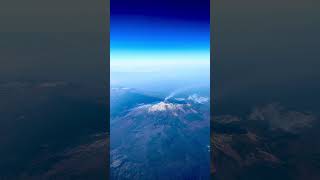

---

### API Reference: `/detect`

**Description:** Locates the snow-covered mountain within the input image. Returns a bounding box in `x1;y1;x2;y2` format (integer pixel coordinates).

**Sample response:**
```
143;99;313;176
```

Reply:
110;89;210;179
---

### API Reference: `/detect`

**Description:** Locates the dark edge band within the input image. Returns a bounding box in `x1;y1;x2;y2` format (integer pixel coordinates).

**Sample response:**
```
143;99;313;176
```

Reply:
106;0;111;178
210;0;216;177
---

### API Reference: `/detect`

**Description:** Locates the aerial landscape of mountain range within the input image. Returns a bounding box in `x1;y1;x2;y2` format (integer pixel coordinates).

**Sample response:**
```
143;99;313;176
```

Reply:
212;103;320;180
212;0;320;178
1;0;319;179
110;88;210;179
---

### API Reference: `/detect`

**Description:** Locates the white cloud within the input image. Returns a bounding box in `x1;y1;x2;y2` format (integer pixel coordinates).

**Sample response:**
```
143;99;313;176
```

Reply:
187;94;209;104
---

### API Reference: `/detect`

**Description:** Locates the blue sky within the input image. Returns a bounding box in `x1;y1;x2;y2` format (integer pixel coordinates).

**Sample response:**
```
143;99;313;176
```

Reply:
111;19;209;71
111;17;209;53
110;0;210;88
110;0;209;23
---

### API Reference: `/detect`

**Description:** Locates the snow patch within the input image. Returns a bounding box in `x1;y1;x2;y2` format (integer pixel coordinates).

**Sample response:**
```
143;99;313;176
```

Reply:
148;102;184;112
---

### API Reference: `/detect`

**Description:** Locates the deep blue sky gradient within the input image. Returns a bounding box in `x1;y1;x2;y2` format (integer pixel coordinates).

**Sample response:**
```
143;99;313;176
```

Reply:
111;0;210;23
111;0;210;54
